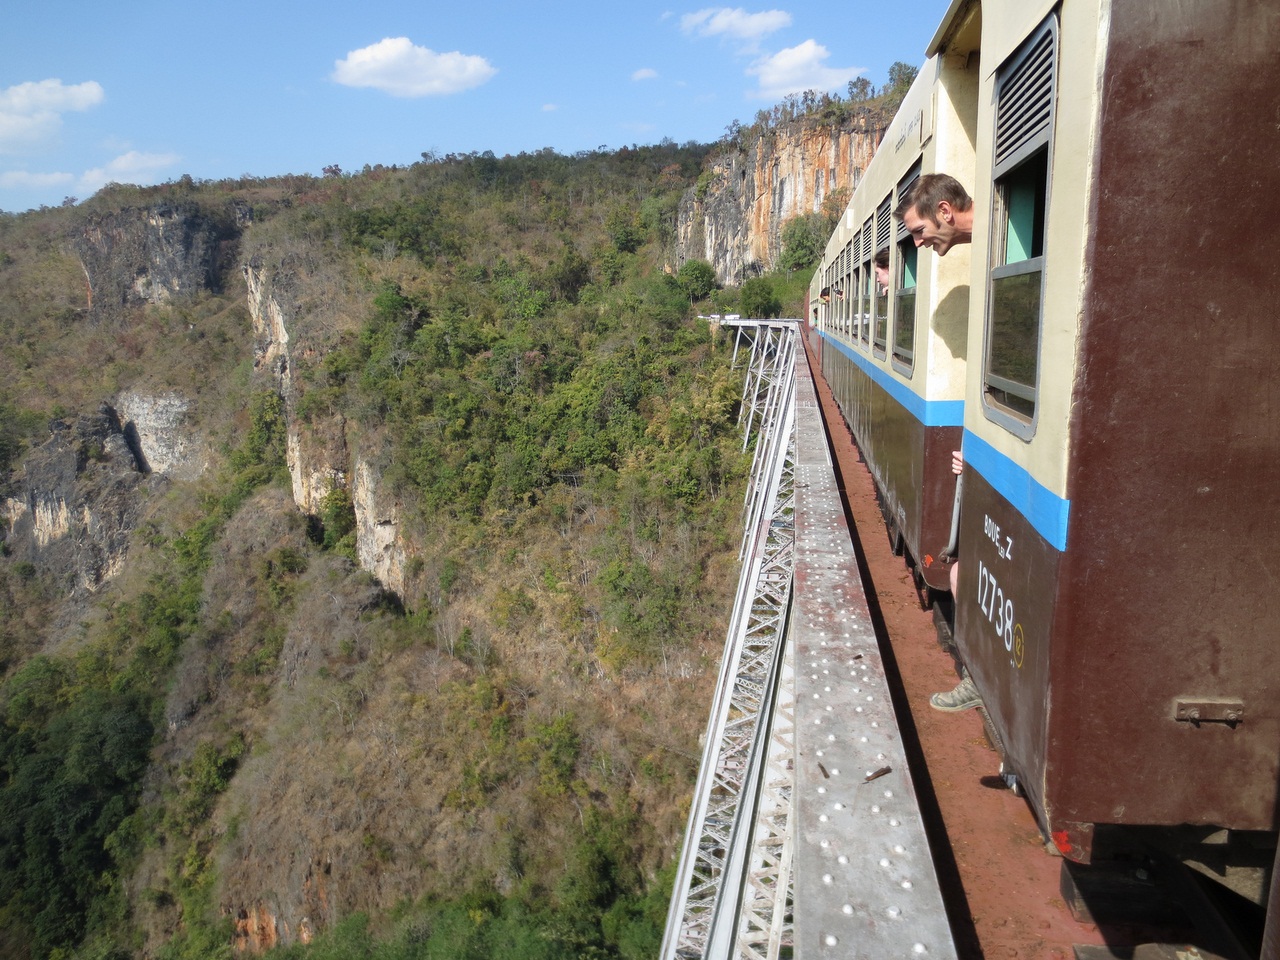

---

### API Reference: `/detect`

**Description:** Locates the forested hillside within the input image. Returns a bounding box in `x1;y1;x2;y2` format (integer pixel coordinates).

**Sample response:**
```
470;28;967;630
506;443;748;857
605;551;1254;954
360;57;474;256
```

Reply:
0;141;779;960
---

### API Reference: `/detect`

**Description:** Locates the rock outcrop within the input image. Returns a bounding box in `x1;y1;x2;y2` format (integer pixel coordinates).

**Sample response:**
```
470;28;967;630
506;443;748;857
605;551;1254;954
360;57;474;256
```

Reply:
243;261;408;594
244;261;293;391
352;459;406;597
2;405;157;593
116;390;203;479
677;117;887;282
71;201;247;319
244;262;344;512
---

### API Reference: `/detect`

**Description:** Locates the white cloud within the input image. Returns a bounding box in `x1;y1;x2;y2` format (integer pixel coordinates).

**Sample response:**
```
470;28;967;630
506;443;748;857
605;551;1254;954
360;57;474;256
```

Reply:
0;170;74;188
747;40;862;99
333;38;496;97
0;79;104;114
0;79;104;154
681;7;791;44
542;103;558;112
632;67;659;81
80;150;180;193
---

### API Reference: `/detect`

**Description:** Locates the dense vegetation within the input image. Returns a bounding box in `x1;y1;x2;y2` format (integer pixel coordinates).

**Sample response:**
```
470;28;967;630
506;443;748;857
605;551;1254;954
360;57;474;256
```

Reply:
0;52;905;949
0;140;771;960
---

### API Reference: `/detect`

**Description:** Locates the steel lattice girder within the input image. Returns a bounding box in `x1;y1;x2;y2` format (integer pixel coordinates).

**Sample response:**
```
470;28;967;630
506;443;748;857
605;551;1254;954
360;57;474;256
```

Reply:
662;323;797;960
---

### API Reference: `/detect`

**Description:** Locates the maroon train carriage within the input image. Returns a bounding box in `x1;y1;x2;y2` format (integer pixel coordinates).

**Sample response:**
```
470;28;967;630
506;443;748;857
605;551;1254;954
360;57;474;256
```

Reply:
944;0;1280;909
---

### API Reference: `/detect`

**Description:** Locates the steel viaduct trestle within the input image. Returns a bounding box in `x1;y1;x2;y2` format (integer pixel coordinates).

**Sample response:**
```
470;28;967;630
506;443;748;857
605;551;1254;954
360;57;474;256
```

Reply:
662;320;957;960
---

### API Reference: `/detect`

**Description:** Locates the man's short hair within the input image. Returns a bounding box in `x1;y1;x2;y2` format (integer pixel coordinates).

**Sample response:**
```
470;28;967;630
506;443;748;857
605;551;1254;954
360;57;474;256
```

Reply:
893;173;973;224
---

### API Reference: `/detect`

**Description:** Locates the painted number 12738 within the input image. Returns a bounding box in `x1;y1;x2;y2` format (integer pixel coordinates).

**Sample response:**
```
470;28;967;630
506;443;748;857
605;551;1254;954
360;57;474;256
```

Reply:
976;559;1014;652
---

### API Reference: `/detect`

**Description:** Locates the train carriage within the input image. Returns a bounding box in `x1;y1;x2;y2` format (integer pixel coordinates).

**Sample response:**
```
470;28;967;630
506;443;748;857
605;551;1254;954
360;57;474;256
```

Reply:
953;0;1280;879
814;0;1280;900
809;11;981;592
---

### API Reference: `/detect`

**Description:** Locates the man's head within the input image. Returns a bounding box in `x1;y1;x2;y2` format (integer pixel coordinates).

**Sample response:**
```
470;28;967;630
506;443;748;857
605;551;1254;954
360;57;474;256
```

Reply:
893;173;974;256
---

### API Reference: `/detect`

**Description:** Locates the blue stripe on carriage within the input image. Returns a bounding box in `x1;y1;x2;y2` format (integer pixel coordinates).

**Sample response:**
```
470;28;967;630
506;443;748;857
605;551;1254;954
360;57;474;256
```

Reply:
817;332;1070;550
820;332;964;427
963;430;1071;552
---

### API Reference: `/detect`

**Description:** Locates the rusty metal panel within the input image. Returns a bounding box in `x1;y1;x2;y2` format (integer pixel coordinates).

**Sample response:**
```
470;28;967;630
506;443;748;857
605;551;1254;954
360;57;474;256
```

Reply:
1050;0;1280;834
956;0;1280;844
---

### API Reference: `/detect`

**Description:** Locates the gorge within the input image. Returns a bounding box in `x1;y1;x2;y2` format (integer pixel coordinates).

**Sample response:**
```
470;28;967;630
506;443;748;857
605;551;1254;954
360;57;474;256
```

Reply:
0;100;890;959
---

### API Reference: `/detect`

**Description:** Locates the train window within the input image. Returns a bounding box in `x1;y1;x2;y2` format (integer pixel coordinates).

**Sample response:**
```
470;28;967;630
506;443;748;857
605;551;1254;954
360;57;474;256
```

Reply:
893;165;920;373
983;15;1057;434
839;240;849;337
873;265;889;355
861;265;874;346
824;265;833;335
848;266;857;338
860;216;874;346
893;240;917;369
828;262;838;335
873;197;892;356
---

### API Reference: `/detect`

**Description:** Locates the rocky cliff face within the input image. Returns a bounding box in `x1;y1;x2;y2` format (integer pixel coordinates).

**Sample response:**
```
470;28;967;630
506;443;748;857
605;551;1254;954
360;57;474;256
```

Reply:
676;117;886;283
71;201;248;319
352;458;406;597
116;390;204;480
4;204;407;612
243;261;409;595
2;405;157;595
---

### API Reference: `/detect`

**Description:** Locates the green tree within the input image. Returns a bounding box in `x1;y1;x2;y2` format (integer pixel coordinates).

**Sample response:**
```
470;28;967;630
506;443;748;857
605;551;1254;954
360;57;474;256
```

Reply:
676;259;717;302
740;277;782;318
847;76;874;102
319;487;358;558
606;207;642;253
887;61;918;93
0;690;153;957
229;391;286;472
884;61;919;111
778;214;826;271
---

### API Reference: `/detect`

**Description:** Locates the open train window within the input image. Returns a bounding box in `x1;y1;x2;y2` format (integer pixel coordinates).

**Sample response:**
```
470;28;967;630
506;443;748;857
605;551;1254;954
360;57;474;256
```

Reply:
838;240;850;337
831;266;838;337
873;197;892;356
860;216;874;346
849;265;859;339
839;239;849;337
893;241;917;369
893;166;920;373
983;15;1056;437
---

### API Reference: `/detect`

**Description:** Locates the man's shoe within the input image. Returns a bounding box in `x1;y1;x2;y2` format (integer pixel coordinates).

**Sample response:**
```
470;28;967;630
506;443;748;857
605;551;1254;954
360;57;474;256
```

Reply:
930;675;982;712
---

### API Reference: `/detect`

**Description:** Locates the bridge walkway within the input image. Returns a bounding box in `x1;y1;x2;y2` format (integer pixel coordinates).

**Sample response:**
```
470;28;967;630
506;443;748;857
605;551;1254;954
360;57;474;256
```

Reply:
662;320;957;960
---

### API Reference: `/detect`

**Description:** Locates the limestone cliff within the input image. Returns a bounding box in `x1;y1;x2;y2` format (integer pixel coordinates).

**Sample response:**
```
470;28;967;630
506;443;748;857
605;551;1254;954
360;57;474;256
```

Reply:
243;260;408;596
676;116;887;283
2;405;158;594
116;391;204;480
71;201;247;319
352;458;406;597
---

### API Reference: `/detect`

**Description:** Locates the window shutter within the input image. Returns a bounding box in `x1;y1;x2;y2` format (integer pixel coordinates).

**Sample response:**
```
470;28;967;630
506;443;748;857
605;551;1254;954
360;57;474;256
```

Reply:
994;21;1057;176
876;197;893;251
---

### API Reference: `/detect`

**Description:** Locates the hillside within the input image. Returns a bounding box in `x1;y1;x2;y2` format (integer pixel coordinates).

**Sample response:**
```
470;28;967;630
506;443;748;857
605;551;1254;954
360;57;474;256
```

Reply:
675;82;906;281
0;67;911;956
0;144;757;960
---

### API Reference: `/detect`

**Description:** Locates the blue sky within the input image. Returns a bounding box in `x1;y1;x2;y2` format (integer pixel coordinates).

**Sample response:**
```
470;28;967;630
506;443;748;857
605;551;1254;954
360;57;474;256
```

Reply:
1;1;952;213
